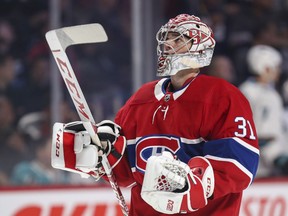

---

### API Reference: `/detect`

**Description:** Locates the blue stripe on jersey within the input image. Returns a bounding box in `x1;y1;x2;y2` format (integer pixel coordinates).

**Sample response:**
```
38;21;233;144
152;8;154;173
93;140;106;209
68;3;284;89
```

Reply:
203;138;259;178
176;142;205;163
127;143;136;169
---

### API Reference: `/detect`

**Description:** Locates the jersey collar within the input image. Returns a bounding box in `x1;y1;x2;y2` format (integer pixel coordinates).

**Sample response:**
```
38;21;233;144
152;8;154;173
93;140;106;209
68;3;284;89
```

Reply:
154;77;196;101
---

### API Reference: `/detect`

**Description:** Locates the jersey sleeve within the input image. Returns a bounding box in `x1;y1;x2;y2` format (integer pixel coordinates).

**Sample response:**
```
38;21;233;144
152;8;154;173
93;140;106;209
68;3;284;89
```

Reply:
103;151;135;187
103;96;136;188
200;83;259;199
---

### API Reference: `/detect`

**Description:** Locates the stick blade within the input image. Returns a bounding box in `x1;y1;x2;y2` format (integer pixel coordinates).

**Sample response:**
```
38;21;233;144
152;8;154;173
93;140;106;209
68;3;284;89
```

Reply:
46;23;108;50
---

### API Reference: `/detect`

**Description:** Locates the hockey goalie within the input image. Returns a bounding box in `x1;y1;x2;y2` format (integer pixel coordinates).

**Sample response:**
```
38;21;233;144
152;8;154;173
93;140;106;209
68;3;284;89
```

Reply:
51;14;259;215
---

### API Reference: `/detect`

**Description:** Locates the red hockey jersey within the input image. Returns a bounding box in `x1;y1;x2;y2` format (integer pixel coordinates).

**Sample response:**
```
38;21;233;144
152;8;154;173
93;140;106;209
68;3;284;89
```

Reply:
112;74;259;216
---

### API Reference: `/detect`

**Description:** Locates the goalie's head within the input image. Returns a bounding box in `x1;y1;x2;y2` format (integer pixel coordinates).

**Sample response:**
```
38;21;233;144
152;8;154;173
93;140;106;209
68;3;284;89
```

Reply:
156;14;216;76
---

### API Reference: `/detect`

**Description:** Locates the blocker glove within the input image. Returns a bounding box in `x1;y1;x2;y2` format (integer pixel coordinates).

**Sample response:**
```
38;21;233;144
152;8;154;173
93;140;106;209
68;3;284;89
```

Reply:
51;120;126;180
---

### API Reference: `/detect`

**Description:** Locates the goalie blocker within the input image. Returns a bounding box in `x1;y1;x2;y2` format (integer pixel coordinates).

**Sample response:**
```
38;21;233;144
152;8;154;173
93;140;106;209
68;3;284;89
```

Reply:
141;151;215;214
51;120;126;180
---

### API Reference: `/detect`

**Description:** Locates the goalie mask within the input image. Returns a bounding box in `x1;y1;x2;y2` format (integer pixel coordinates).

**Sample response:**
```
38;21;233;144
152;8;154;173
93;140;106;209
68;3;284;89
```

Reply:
156;14;216;76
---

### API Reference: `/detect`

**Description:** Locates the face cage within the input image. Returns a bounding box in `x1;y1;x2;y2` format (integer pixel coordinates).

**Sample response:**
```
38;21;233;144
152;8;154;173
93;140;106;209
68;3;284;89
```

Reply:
156;23;215;76
156;30;194;58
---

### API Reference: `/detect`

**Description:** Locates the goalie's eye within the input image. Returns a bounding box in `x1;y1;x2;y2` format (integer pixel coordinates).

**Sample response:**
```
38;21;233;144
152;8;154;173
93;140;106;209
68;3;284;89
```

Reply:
166;32;181;40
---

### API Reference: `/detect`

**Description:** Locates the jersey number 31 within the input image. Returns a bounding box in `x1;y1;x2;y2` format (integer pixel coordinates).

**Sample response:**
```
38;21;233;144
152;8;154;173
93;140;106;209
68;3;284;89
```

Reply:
234;117;256;140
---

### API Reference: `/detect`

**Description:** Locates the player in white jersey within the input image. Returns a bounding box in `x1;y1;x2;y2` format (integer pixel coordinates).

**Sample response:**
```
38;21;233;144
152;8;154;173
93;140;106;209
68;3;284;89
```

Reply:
239;44;288;177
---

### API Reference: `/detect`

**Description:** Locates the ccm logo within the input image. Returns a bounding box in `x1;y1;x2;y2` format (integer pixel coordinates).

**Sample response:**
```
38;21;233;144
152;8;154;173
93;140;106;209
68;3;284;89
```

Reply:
166;199;174;211
55;130;62;157
55;56;90;120
206;177;212;197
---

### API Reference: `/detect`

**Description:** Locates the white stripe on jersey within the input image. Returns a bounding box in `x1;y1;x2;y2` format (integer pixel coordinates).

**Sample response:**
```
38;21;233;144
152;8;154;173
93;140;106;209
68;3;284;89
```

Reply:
180;137;206;144
233;137;260;155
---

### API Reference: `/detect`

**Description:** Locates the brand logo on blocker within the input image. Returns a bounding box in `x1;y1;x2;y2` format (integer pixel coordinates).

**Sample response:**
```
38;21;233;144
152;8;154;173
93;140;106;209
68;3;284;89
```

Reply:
55;128;62;157
167;199;174;211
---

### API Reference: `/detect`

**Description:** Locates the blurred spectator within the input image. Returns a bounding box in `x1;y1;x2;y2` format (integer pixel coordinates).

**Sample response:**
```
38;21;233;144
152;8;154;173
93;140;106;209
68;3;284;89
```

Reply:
0;52;25;120
0;52;16;94
11;138;68;185
239;44;288;177
0;20;15;54
205;55;236;84
0;96;30;185
15;54;50;117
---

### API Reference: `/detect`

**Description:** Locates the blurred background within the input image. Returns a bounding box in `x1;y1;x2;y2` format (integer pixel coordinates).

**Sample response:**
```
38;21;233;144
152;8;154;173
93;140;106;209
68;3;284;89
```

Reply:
0;0;288;187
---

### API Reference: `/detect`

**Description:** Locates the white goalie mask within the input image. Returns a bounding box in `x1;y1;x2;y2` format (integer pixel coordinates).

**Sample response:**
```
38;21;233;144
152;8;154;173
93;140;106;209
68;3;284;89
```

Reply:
156;14;216;76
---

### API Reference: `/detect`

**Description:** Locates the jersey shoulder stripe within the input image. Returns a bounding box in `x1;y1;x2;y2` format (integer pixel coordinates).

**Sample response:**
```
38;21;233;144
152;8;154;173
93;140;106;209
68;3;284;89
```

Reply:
204;137;259;184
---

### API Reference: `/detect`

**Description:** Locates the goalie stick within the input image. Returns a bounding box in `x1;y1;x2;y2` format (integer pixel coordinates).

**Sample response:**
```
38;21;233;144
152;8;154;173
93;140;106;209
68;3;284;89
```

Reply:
45;23;129;216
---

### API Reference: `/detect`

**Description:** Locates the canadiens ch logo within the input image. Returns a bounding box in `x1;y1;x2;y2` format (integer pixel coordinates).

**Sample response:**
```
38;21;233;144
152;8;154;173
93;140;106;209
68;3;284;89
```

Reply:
135;135;181;172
